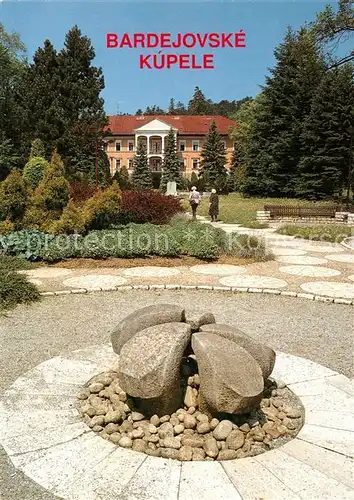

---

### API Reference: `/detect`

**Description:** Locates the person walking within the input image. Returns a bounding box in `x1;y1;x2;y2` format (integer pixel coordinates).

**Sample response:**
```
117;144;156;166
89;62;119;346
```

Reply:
188;186;201;221
209;188;219;222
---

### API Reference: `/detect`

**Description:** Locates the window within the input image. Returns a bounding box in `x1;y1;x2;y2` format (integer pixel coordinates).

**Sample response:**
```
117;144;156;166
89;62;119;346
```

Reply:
128;141;134;152
115;141;121;152
115;159;121;171
128;159;134;170
103;141;108;152
192;140;199;152
179;140;186;152
192;159;199;170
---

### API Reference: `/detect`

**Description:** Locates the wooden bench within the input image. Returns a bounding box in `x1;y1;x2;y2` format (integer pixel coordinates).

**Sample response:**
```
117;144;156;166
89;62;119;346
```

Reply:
264;205;349;219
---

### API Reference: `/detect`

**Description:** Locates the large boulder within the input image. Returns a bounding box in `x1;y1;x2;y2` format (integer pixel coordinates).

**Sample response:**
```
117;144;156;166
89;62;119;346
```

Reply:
111;304;185;354
199;324;275;380
191;332;264;415
119;322;191;415
184;310;216;332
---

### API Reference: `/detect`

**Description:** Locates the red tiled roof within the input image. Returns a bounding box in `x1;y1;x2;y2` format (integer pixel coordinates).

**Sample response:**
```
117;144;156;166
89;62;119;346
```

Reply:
105;115;237;135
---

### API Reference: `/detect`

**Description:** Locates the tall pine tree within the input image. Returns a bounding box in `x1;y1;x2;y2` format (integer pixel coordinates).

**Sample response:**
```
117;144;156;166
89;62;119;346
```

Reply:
188;87;213;115
132;142;152;190
57;26;107;170
199;121;227;191
243;28;326;197
296;64;354;200
160;128;183;190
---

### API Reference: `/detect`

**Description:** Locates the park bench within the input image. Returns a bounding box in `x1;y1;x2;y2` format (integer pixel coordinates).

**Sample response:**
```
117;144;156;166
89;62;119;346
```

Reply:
264;204;350;219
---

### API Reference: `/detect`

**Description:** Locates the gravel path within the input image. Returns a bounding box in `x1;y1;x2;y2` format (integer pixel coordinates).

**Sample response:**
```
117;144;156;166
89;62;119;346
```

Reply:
0;289;353;499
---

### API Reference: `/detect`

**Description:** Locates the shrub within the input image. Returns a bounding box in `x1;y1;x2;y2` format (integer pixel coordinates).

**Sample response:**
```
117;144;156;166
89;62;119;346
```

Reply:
120;190;182;225
23;157;49;189
83;182;122;230
49;200;87;235
0;229;54;260
0;269;40;311
69;181;97;203
0;171;29;222
0;219;15;235
276;224;352;243
29;138;45;158
112;166;132;190
228;234;271;261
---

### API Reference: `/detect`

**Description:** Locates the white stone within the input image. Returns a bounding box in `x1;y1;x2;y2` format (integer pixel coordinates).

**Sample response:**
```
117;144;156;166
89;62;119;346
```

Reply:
31;356;103;386
272;351;337;385
348;275;354;282
0;390;77;412
270;247;307;256
20;434;115;496
300;281;354;299
62;275;127;290
282;439;354;490
189;264;247;276
219;275;288;289
66;344;119;371
276;255;328;265
326;374;354;397
298;245;345;253
179;461;241;500
279;265;341;278
28;278;43;286
223;456;301;500
19;268;72;278
64;447;145;499
1;422;88;457
122;266;180;277
325;253;354;263
255;448;353;498
115;455;181;500
297;424;354;458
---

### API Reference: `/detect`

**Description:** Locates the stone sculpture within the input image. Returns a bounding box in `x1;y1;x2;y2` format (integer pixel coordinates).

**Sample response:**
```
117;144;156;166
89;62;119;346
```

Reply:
112;304;276;417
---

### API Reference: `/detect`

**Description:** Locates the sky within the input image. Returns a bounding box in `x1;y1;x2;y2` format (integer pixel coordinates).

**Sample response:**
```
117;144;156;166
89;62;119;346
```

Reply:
0;1;343;114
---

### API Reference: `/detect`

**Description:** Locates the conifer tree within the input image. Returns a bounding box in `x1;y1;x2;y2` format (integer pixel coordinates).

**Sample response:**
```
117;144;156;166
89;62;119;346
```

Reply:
227;148;239;192
296;64;354;199
160;128;183;190
30;139;46;159
188;87;213;115
56;26;107;167
132;142;152;190
199;121;227;191
243;28;326;196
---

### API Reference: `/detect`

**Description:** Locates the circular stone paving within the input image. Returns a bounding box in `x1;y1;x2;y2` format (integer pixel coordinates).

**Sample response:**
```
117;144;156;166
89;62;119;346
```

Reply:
348;275;354;282
279;265;341;278
219;275;288;289
276;256;328;265
297;245;345;253
19;268;72;278
0;346;352;500
27;278;43;287
301;281;354;300
189;264;247;276
122;267;181;278
62;275;128;290
325;254;354;264
270;248;307;256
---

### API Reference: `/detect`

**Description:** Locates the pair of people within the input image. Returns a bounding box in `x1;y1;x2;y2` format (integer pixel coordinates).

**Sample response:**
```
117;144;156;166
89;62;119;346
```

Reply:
188;187;219;222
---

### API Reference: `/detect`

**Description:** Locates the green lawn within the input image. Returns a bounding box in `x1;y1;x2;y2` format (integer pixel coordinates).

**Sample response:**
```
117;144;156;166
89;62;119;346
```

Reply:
277;224;353;243
182;193;340;228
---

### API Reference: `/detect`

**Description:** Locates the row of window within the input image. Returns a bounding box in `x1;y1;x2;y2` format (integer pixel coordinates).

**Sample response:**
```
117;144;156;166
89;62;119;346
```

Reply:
106;140;228;153
112;158;200;171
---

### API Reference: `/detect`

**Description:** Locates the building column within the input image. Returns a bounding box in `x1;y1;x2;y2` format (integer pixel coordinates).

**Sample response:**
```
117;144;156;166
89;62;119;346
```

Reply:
146;134;150;155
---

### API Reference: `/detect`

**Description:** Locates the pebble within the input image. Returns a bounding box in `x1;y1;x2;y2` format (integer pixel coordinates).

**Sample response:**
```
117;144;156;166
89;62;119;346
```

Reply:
213;420;233;440
203;437;219;458
226;430;245;450
184;386;198;408
89;383;104;394
77;389;90;400
239;423;250;433
196;414;209;423
105;423;120;434
131;427;144;439
210;418;219;430
150;415;160;427
131;412;144;421
192;448;206;461
184;414;197;429
196;422;210;434
187;407;196;415
92;425;103;432
132;439;147;452
89;416;105;428
181;436;204;448
217;449;238;460
163;437;181;449
170;416;179;426
174;424;184;435
109;432;121;444
119;436;133;448
276;380;286;389
104;410;122;424
285;407;302;419
178;446;193;461
160;415;170;423
160;448;179;459
272;398;283;409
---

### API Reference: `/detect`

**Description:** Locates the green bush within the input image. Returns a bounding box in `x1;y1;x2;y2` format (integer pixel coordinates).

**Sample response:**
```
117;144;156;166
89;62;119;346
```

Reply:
0;270;40;311
228;234;272;261
23;157;49;189
0;229;54;260
0;219;15;235
276;224;352;243
83;182;122;230
0;171;29;222
49;200;87;235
